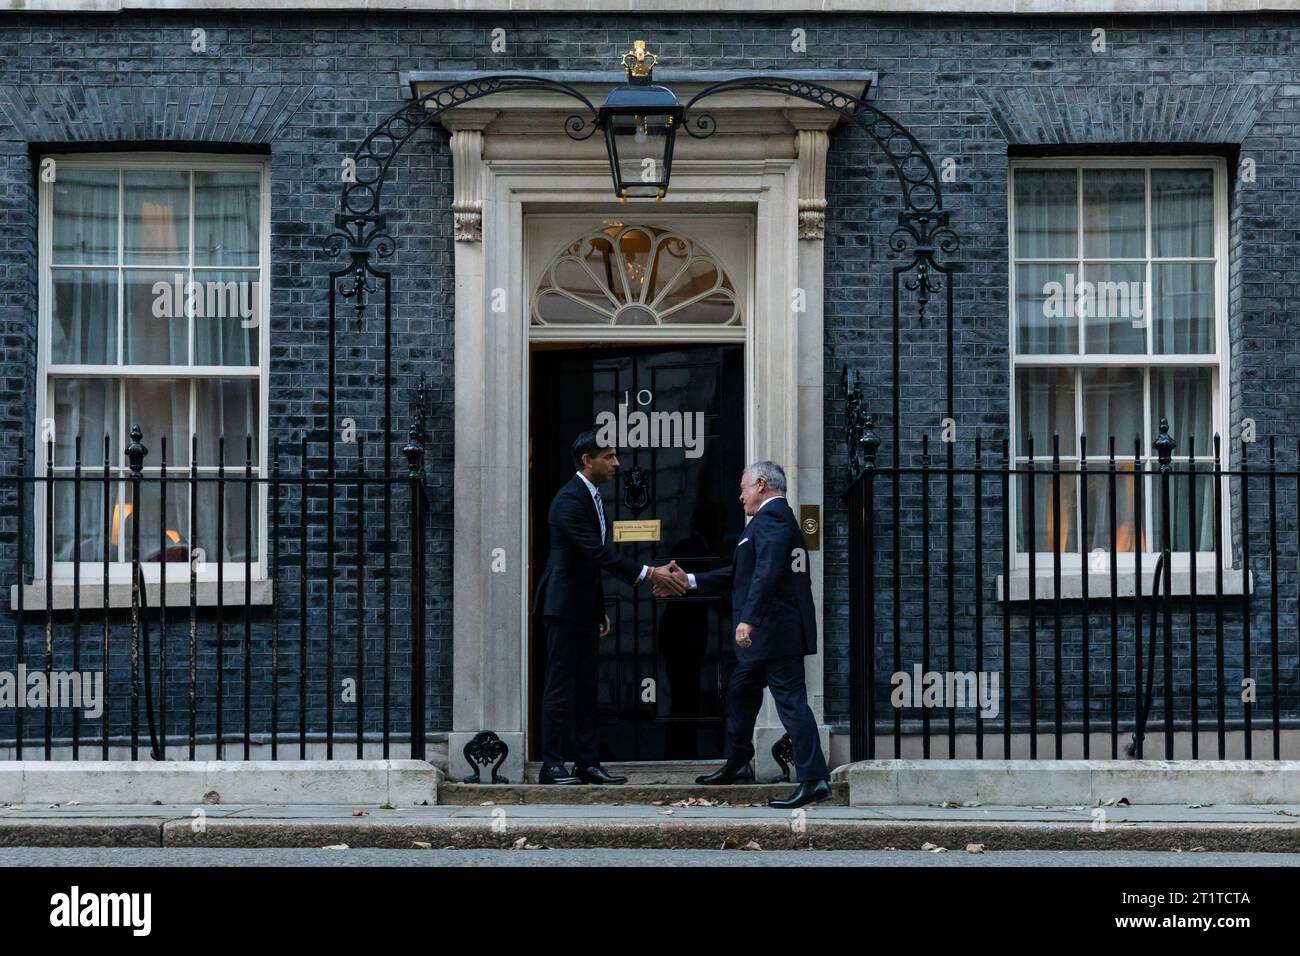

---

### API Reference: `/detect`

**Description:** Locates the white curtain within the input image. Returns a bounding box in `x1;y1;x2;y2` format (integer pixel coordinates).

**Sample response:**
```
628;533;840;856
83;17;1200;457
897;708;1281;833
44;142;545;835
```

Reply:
1015;169;1077;355
194;171;260;367
1155;367;1215;551
51;168;118;365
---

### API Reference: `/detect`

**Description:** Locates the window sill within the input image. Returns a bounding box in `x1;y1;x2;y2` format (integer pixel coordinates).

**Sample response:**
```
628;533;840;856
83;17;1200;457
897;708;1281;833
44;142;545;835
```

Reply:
996;569;1251;603
11;580;274;612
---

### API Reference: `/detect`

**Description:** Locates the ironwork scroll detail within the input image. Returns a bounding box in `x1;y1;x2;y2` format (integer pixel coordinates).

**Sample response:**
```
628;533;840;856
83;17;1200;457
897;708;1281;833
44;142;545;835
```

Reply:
462;731;510;784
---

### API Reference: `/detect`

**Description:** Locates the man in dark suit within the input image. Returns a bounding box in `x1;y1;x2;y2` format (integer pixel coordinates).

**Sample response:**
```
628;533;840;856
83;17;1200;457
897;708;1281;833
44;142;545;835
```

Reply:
534;430;685;785
656;460;830;809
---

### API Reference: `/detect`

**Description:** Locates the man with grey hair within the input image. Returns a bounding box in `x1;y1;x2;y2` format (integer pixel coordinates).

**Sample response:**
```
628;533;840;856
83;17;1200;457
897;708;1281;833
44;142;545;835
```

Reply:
656;460;830;808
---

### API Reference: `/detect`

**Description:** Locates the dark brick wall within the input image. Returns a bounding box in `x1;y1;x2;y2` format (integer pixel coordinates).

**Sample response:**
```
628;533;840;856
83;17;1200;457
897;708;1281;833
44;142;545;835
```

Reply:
0;11;1296;747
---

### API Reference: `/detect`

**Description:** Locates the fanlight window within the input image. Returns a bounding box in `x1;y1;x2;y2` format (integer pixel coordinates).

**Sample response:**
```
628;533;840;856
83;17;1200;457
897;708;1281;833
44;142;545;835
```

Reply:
531;224;740;327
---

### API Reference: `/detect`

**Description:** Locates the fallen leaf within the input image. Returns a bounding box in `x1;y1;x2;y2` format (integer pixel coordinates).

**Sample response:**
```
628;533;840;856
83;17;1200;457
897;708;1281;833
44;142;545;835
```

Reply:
321;843;349;850
351;809;368;817
1031;805;1050;810
1116;797;1130;807
960;801;982;808
741;840;761;851
660;809;674;815
651;800;666;806
411;841;432;849
965;843;985;854
921;841;947;852
202;790;221;805
479;801;495;806
671;797;719;808
511;837;528;849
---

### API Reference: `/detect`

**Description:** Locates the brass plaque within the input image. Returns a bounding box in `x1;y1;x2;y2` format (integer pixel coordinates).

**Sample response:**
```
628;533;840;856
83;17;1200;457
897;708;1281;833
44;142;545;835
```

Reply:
613;519;661;542
799;505;821;551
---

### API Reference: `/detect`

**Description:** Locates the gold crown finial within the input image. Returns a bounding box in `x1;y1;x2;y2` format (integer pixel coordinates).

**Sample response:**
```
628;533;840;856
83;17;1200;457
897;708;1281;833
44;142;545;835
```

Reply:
620;39;658;78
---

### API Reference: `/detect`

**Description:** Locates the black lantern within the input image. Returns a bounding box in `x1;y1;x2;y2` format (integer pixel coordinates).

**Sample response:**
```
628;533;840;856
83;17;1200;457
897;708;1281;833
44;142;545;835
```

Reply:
598;40;683;201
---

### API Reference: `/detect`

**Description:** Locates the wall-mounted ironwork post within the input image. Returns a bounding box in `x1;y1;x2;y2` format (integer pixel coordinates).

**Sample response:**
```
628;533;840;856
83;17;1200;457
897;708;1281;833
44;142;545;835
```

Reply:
126;424;147;762
403;420;427;761
1154;417;1176;759
856;414;880;761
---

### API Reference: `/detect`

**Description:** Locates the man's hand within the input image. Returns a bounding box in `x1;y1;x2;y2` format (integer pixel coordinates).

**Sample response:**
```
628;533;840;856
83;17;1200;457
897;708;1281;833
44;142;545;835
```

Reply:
735;622;754;648
599;613;611;638
650;556;691;595
648;564;686;597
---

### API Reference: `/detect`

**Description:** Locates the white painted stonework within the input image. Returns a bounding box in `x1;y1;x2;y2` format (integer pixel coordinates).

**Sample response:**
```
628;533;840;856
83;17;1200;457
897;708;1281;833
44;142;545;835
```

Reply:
421;77;853;781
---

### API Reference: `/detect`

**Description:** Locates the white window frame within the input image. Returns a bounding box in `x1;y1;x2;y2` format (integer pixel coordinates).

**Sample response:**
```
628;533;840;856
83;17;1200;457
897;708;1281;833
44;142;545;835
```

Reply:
1008;155;1231;573
36;152;271;584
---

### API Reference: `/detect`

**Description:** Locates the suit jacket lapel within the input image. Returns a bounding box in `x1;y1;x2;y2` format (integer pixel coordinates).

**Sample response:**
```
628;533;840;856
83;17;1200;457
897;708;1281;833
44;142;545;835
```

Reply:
573;475;604;543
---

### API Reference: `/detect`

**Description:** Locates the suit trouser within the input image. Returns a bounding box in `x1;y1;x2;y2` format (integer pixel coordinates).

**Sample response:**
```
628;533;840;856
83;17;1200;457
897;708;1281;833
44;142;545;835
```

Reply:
541;616;600;768
725;654;828;782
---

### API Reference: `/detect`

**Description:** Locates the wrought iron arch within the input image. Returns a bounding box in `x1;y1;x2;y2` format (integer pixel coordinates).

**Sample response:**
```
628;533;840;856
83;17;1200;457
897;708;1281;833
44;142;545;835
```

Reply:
322;73;961;479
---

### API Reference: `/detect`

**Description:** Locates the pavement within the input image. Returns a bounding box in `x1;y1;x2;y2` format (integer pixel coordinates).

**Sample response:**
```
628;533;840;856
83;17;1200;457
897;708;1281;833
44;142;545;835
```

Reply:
6;847;1300;866
1;800;1299;851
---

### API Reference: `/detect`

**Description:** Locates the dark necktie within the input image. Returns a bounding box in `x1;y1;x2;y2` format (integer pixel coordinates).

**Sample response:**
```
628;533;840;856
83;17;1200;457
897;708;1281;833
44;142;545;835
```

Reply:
594;493;606;542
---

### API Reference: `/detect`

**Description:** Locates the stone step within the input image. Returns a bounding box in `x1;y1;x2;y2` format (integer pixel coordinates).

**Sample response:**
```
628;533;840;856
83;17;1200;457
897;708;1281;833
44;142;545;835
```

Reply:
516;760;793;786
437;781;849;806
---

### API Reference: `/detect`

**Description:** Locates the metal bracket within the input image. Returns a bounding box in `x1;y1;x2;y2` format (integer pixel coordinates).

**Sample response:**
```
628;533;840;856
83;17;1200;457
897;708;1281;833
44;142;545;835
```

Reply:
462;731;510;783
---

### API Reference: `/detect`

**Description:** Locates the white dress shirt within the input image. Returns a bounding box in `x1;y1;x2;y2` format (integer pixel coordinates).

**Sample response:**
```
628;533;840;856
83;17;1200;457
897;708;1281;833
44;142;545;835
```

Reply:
576;471;649;584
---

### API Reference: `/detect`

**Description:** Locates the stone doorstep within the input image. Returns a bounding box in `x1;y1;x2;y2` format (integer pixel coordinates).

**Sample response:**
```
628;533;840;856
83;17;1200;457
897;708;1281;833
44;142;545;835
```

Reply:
836;760;1300;806
437;781;849;806
0;760;442;806
517;759;797;786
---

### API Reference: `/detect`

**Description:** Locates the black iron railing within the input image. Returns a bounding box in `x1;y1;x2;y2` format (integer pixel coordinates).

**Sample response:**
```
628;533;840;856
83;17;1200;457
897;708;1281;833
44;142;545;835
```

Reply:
2;424;429;761
845;418;1299;762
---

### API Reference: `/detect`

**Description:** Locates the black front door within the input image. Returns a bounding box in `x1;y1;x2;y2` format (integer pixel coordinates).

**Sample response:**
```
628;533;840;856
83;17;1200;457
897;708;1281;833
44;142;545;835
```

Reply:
529;344;745;762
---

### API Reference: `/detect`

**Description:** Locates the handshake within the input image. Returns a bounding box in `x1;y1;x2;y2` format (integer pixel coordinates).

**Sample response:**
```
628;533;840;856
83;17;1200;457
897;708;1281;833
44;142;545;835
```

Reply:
647;560;690;598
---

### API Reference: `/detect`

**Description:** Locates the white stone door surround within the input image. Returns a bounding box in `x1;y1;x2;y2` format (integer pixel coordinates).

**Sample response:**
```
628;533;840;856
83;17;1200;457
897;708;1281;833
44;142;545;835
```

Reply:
412;72;868;781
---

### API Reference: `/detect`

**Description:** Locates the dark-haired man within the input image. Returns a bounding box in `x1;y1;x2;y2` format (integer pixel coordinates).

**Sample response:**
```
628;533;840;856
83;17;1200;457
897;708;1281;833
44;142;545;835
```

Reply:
533;430;685;785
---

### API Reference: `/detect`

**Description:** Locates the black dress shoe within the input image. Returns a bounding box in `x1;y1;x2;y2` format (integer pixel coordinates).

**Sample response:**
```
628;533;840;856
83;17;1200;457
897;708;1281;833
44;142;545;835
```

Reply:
574;765;627;785
694;760;755;785
768;779;831;809
538;764;581;785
